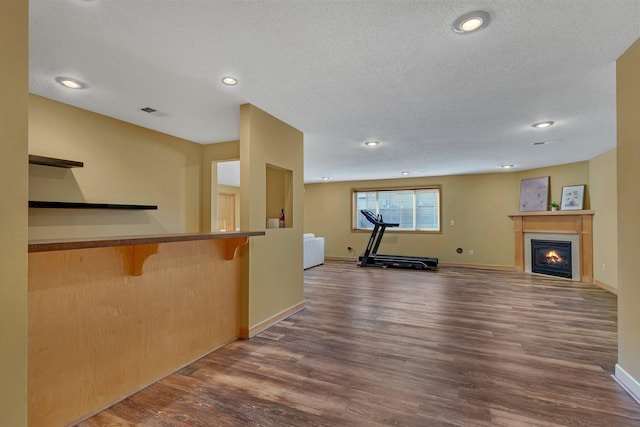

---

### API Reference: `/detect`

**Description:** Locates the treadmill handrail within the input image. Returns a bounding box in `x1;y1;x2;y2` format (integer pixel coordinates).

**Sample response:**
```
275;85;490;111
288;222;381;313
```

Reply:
360;209;399;227
358;209;438;270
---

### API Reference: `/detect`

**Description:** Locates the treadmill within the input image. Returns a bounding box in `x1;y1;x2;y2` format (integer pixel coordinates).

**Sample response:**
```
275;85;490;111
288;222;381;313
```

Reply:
358;209;438;270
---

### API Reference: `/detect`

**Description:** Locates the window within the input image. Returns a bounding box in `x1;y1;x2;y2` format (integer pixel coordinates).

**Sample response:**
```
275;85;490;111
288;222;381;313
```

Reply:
353;186;441;232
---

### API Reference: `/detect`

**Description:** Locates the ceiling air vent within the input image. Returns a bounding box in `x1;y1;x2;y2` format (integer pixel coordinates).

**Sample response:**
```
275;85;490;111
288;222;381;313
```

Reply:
140;107;157;113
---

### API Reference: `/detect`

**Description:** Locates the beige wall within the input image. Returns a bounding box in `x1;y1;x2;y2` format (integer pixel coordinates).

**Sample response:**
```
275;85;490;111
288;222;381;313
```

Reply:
617;38;640;389
305;162;589;268
590;148;618;291
0;0;28;425
29;95;203;239
240;104;304;332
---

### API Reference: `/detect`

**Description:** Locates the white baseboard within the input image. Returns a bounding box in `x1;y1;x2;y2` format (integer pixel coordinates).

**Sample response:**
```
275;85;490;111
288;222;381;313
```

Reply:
438;261;514;271
324;257;514;271
614;364;640;404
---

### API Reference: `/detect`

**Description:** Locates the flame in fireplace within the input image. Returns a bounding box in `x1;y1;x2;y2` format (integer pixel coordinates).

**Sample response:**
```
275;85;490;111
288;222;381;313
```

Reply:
544;250;563;264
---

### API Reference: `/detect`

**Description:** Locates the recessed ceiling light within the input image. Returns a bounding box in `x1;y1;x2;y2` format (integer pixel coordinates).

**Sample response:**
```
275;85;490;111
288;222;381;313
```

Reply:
501;164;514;169
453;11;491;34
364;141;380;147
401;171;410;176
55;76;86;89
221;76;238;86
532;121;554;128
321;176;330;181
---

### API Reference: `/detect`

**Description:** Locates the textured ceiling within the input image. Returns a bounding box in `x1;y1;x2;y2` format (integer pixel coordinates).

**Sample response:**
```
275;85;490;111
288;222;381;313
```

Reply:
29;0;640;183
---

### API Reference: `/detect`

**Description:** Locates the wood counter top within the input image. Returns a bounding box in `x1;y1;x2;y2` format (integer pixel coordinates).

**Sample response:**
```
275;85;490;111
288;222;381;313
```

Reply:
28;231;265;252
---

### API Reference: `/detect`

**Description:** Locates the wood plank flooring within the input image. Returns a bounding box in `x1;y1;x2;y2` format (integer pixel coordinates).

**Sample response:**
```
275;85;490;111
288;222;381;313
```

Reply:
79;263;640;426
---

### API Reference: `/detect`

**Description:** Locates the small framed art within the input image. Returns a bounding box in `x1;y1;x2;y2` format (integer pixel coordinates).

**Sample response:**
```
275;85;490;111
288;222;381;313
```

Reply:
561;185;585;210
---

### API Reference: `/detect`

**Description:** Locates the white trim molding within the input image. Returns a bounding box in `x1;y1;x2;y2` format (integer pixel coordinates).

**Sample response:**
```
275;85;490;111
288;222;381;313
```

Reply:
614;364;640;404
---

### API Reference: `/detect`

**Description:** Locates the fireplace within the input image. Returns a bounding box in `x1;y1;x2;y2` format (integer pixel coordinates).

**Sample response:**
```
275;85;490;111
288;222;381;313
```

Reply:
531;239;572;278
524;232;581;281
508;211;594;283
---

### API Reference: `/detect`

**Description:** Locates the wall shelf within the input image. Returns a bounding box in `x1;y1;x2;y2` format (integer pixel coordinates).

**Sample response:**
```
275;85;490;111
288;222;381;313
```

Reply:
29;201;158;210
29;154;84;168
29;156;157;211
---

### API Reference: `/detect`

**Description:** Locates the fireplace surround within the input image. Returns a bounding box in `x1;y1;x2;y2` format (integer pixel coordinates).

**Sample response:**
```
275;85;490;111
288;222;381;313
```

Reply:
531;239;572;278
524;232;581;280
508;210;594;282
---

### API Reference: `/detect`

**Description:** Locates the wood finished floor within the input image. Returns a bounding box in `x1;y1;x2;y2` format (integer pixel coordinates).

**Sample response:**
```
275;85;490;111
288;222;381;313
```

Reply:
79;263;640;427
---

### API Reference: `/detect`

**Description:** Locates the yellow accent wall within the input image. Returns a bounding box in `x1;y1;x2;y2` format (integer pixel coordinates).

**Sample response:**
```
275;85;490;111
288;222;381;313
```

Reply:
304;163;589;268
617;38;640;387
590;148;618;291
239;104;304;332
29;95;202;239
0;0;28;425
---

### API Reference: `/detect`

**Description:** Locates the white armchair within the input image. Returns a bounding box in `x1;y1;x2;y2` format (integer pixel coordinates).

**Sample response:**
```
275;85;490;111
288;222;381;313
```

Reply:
303;233;325;269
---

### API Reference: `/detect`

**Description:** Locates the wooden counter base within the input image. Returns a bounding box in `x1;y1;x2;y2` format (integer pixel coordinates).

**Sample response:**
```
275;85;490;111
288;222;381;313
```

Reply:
28;235;257;427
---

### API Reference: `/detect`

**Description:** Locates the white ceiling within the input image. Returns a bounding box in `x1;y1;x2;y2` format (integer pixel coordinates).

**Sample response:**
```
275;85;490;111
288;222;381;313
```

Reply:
29;1;640;184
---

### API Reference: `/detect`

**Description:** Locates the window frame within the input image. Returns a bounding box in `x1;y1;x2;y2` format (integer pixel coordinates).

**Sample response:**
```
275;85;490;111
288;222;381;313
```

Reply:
351;185;442;234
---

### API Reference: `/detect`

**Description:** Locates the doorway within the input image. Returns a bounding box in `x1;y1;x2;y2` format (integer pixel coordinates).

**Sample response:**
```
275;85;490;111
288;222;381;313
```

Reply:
213;160;240;231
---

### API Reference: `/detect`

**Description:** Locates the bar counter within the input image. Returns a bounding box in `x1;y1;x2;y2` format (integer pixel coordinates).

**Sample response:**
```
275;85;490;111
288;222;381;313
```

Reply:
28;230;263;427
28;230;265;252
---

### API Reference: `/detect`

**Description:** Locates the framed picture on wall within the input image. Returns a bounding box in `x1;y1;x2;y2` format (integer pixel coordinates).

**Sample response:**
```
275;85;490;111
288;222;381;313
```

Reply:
519;176;549;212
561;185;585;210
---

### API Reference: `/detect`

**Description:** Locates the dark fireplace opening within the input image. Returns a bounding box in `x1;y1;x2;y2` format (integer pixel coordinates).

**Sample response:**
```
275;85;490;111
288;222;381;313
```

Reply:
531;239;572;279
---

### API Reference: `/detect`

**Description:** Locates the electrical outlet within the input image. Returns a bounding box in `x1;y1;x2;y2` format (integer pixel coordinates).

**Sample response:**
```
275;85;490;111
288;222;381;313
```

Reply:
469;249;474;256
450;219;455;226
602;263;606;272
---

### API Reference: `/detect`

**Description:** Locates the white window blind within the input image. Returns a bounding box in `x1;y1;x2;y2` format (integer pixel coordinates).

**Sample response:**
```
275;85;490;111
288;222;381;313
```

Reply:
354;187;440;232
